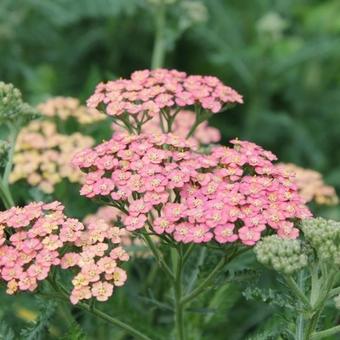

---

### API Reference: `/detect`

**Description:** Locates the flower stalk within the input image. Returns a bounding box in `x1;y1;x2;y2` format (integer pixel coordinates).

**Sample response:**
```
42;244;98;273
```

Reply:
0;124;18;208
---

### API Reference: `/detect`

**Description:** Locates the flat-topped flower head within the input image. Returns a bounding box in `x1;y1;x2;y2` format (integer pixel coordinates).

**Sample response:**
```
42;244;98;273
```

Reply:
74;132;311;247
87;69;243;132
278;163;338;205
0;201;129;304
37;97;105;125
10;120;94;193
0;202;67;294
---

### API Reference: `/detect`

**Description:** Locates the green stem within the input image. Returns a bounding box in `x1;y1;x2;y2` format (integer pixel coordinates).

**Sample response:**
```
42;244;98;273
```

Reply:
185;247;206;294
181;256;226;306
329;286;340;298
0;175;15;208
142;231;175;281
3;124;18;184
174;246;185;340
304;270;337;339
0;183;11;208
285;276;310;307
151;0;166;69
311;325;340;340
0;124;18;208
296;271;306;340
182;244;195;264
186;110;212;139
186;118;201;139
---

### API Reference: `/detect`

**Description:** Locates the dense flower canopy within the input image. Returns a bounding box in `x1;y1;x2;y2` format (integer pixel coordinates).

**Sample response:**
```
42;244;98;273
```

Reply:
87;69;243;121
10;121;94;193
73;132;311;246
278;163;338;205
0;201;128;304
38;97;105;125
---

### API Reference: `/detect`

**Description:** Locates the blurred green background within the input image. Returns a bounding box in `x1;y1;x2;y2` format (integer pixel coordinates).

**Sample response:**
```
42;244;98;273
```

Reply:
2;0;340;220
1;0;340;338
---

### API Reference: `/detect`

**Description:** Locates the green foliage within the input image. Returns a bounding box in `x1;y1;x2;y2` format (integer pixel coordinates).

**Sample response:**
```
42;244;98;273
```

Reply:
0;321;15;340
243;286;292;309
1;0;340;339
0;141;10;168
60;322;87;340
20;299;57;340
0;82;38;125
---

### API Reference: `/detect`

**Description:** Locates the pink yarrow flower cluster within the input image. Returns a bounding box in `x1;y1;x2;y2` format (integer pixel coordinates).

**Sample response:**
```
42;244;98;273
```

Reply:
87;69;243;121
61;216;128;304
0;202;66;294
0;201;128;304
73;132;311;246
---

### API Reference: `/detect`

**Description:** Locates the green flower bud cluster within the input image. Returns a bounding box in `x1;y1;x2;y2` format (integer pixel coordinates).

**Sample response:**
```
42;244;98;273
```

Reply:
0;140;10;167
301;218;340;266
254;235;308;275
0;82;37;125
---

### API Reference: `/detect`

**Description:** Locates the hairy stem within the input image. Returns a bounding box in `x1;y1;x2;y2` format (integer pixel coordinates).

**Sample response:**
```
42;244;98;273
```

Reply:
304;270;337;340
181;256;226;306
142;231;175;281
296;271;306;340
3;124;18;184
311;325;340;339
0;123;19;208
285;276;310;307
181;248;247;305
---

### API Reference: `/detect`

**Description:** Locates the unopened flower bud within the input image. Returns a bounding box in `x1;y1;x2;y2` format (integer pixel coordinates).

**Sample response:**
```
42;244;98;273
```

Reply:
254;235;308;275
0;82;38;124
301;218;340;266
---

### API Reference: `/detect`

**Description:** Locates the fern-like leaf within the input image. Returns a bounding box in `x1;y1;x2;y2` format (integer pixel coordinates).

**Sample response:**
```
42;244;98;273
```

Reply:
0;321;15;340
61;322;87;340
20;300;56;340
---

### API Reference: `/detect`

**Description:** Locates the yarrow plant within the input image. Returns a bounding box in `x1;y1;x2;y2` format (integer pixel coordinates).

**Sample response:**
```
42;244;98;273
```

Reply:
1;69;339;340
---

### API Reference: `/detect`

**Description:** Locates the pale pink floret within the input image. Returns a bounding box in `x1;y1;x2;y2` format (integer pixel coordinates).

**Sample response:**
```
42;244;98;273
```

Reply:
91;281;114;302
123;214;147;231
